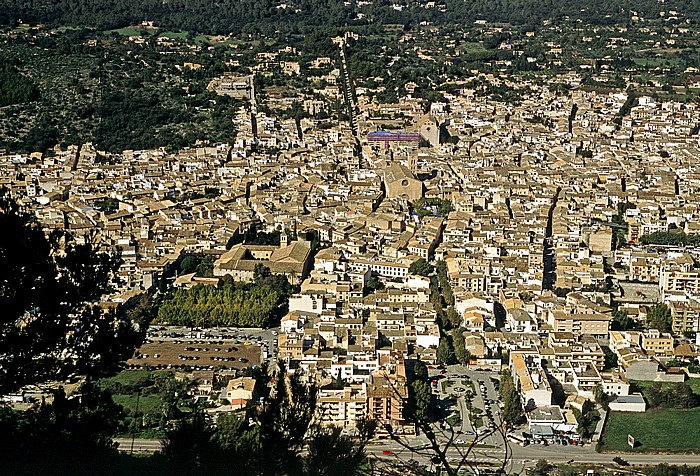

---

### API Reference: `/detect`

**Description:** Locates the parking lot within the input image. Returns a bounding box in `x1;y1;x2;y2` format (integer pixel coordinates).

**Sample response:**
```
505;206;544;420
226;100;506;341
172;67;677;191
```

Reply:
127;339;261;371
127;325;280;371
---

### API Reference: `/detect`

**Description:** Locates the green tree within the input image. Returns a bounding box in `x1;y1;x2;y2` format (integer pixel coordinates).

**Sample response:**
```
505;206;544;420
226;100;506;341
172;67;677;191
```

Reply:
647;303;672;332
573;401;600;439
410;380;432;422
611;309;638;331
195;256;214;277
412;360;429;381
409;258;434;277
446;306;462;328
499;369;522;425
451;328;471;365
436;337;454;365
180;254;199;274
647;382;664;408
162;367;376;476
254;263;272;283
0;187;134;394
554;287;571;298
602;346;618;370
364;276;385;294
527;459;553;476
593;383;609;411
669;382;696;409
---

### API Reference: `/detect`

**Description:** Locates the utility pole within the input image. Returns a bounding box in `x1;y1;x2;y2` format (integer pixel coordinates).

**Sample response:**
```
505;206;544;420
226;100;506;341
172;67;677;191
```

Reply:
130;389;141;455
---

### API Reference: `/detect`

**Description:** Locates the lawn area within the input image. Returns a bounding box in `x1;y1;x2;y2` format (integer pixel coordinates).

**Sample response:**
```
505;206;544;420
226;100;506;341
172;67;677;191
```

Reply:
441;380;454;393
631;378;700;395
102;369;152;387
601;379;700;452
601;407;700;452
159;31;188;40
457;42;487;54
97;369;188;438
112;394;164;419
110;27;152;36
632;57;681;67
446;413;462;427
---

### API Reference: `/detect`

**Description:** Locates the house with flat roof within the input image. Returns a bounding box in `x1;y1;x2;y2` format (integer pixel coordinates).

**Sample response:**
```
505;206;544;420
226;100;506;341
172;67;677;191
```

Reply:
608;394;646;412
510;352;552;410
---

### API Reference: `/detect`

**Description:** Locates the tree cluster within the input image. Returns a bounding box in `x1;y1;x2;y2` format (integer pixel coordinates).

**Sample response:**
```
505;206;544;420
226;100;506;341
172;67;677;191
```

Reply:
646;303;672;333
227;223;281;249
0;33;241;154
0;381;124;475
0;187;137;394
499;369;522;425
646;464;700;476
179;254;214;277
4;0;700;35
409;257;433;277
436;260;454;306
413;198;453;218
641;231;700;247
157;273;292;328
647;382;698;409
527;459;553;476
0;58;39;107
162;368;375;476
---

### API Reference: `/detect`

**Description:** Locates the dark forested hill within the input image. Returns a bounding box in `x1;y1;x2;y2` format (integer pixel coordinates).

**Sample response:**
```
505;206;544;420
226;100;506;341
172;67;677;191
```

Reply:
1;0;700;34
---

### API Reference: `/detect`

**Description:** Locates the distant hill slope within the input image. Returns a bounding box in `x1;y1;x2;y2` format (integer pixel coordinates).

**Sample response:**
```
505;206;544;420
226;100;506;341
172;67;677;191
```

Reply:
1;0;699;34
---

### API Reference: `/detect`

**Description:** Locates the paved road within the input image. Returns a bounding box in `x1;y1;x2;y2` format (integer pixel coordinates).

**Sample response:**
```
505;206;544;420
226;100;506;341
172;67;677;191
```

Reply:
370;437;700;474
114;438;163;454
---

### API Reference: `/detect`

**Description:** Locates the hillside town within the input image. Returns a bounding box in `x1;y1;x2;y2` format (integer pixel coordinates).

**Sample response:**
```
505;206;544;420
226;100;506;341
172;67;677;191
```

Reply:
4;27;700;471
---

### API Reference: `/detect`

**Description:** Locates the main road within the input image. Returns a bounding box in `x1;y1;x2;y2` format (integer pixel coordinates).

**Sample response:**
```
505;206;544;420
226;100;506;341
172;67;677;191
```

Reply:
368;439;700;474
114;438;163;454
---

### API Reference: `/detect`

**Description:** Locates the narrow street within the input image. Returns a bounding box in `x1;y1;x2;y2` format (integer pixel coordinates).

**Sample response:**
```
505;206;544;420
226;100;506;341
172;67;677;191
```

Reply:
542;187;561;290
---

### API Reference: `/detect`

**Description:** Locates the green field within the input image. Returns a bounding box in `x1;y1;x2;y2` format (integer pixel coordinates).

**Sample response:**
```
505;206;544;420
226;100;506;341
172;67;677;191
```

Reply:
112;394;164;419
631;378;700;395
601;407;700;452
110;27;152;36
457;42;488;54
600;379;700;452
158;30;188;40
96;370;187;438
101;369;151;387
